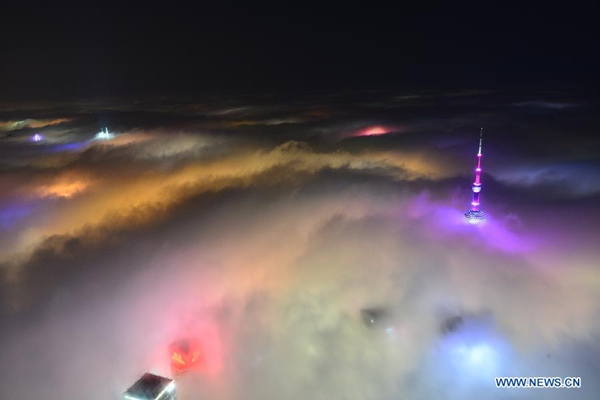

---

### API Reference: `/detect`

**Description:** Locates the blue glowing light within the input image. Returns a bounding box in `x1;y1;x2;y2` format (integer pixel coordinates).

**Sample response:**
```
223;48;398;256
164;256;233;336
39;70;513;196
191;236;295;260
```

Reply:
432;315;512;384
454;344;496;366
50;142;88;152
0;202;35;230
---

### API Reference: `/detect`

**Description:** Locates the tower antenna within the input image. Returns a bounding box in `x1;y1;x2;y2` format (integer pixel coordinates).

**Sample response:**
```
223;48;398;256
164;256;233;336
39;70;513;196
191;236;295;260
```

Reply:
464;128;486;223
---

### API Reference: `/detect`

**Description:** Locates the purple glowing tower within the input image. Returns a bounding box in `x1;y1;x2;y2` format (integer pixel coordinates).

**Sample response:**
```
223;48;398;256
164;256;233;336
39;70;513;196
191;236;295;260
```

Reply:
464;128;485;223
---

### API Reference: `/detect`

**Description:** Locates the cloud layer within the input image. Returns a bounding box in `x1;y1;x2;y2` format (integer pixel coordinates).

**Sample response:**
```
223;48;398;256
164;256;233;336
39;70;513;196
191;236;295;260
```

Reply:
0;90;599;400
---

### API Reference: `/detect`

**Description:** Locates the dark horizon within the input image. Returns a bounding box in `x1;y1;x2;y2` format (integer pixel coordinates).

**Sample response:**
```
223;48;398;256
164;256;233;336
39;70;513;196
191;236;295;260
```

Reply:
2;3;599;102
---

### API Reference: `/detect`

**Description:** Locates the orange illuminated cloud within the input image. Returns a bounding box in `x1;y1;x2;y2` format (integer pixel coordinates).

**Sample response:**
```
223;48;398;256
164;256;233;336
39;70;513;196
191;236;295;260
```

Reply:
3;141;454;261
34;181;89;198
21;172;93;199
0;118;71;131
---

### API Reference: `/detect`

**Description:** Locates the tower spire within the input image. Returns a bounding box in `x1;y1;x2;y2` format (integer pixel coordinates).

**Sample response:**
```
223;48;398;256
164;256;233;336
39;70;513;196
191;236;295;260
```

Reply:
464;128;486;223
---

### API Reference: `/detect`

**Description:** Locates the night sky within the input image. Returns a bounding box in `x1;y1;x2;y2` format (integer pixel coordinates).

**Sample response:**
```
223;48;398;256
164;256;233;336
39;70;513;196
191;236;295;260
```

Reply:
1;3;600;400
1;3;599;99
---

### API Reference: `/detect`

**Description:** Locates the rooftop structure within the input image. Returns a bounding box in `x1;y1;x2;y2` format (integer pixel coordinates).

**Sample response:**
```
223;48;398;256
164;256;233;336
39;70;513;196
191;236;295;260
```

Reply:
123;372;176;400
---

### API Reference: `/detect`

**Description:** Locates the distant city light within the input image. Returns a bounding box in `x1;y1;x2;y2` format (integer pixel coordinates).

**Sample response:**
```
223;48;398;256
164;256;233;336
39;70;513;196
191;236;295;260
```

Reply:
456;344;495;365
94;127;115;140
356;125;390;136
449;342;504;379
437;316;511;382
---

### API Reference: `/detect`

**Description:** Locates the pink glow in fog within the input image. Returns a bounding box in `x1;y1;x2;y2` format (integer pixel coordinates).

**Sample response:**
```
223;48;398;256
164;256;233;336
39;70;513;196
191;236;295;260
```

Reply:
356;126;391;136
405;193;536;254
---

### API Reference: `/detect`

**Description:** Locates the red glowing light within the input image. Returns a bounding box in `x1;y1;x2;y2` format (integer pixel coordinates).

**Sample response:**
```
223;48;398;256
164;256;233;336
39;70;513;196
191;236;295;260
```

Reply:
357;126;390;136
169;338;206;376
167;322;224;378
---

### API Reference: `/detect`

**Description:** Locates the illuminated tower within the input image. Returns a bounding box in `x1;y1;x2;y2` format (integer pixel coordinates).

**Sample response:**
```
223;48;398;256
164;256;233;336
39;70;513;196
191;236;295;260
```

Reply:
464;128;485;223
95;127;114;140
